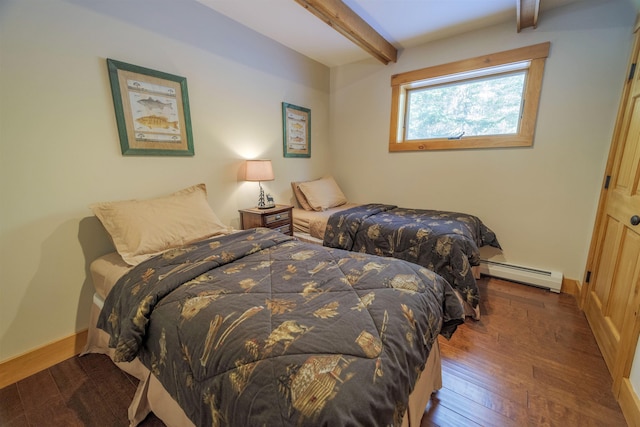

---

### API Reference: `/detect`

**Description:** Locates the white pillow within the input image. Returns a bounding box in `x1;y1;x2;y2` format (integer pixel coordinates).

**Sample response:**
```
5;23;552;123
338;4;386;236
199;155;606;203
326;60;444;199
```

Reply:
297;176;347;211
91;184;229;265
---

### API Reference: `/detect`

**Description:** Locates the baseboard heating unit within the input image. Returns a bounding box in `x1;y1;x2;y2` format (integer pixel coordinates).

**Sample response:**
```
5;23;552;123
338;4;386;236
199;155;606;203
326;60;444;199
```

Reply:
478;260;563;293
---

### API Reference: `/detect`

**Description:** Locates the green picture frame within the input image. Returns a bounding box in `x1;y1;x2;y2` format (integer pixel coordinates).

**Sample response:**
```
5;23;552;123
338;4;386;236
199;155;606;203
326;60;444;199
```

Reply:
107;58;194;156
282;102;311;158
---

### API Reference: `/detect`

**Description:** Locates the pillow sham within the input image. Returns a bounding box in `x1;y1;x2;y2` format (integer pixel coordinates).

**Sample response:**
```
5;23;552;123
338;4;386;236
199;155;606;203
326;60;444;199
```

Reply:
297;176;347;211
91;183;229;266
291;181;314;211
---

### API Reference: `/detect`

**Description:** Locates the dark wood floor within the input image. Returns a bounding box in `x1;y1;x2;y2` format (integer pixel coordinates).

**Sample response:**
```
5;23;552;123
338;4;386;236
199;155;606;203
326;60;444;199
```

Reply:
425;277;626;427
0;277;627;426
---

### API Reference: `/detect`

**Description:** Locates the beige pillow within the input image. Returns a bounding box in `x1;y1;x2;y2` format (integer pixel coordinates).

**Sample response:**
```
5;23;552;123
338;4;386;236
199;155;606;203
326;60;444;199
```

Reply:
91;184;229;265
291;181;314;211
297;176;347;211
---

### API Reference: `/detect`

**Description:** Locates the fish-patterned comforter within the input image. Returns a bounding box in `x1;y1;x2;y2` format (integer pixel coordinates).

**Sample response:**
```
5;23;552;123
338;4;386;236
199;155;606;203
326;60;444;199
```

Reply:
98;228;464;427
323;204;501;312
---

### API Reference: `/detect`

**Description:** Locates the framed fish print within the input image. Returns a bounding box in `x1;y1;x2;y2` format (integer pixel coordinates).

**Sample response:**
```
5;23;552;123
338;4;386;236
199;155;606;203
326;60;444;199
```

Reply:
282;102;311;158
106;59;194;156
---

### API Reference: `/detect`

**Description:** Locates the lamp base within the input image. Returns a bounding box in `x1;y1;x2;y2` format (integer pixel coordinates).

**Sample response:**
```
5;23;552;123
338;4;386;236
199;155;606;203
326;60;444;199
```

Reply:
256;183;275;209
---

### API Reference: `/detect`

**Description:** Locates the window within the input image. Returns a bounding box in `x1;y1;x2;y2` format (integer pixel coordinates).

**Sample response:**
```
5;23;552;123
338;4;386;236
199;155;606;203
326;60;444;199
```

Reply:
389;43;550;151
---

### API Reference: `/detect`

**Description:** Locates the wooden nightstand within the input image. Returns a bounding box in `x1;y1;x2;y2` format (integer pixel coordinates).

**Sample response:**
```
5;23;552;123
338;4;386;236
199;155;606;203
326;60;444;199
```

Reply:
238;204;293;236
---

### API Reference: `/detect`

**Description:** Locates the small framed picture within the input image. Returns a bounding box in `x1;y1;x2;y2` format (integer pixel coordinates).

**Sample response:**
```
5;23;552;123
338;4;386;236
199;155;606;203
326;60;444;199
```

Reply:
282;102;311;158
107;59;194;156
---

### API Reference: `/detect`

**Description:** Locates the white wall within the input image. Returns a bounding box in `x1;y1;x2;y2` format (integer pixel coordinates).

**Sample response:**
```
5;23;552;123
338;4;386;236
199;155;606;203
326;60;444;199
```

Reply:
0;0;331;361
329;0;636;282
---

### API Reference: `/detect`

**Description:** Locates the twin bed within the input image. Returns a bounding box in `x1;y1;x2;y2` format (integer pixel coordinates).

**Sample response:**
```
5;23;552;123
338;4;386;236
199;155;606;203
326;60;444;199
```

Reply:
84;183;466;426
291;177;501;319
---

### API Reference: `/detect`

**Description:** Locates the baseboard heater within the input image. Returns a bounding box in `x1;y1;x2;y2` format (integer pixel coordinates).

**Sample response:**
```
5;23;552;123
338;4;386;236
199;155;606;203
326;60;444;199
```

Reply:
478;260;563;293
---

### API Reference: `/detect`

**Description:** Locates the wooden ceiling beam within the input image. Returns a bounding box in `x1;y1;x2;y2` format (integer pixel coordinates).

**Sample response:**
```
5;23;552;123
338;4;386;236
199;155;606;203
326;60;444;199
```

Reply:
293;0;397;65
517;0;540;32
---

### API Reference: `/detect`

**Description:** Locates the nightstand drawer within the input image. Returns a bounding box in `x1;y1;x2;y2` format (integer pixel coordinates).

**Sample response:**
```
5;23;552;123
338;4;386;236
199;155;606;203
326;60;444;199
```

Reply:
265;211;290;225
272;223;291;235
238;205;294;236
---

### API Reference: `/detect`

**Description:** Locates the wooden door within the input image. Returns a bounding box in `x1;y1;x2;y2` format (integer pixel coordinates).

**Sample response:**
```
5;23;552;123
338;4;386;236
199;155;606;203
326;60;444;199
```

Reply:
583;27;640;395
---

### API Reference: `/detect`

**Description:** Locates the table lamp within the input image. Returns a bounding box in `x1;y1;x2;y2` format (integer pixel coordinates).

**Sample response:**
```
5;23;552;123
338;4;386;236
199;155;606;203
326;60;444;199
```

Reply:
245;159;275;209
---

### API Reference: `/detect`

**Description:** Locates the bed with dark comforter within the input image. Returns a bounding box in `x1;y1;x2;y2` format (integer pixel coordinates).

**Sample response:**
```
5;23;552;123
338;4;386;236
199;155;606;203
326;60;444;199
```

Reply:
323;204;501;318
97;227;464;426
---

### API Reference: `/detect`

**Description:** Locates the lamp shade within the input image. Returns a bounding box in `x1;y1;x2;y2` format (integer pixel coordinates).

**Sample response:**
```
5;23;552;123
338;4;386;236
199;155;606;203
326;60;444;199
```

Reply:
245;159;274;182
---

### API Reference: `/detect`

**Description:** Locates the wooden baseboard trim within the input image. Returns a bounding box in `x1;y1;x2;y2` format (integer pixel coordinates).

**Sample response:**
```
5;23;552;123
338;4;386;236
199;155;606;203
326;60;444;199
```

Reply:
561;277;581;297
0;329;88;389
619;377;640;426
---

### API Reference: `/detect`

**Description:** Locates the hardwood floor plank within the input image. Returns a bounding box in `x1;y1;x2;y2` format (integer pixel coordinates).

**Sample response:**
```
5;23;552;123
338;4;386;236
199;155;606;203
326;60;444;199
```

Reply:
49;357;90;400
433;387;520;427
527;394;625;427
483;278;549;300
79;353;137;420
76;352;118;376
440;338;535;389
23;398;85;427
3;414;29;427
441;346;533;403
440;369;528;423
15;370;62;413
488;287;546;308
422;394;484;427
477;293;529;322
50;357;122;426
496;331;610;381
528;382;627;426
531;363;620;411
0;384;24;424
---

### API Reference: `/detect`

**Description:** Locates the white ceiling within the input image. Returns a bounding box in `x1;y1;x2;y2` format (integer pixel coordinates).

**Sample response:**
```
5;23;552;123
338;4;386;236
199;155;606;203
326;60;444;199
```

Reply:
196;0;586;67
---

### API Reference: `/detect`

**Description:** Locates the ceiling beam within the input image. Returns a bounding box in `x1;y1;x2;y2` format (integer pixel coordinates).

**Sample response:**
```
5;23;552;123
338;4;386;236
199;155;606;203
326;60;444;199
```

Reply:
293;0;397;65
517;0;540;32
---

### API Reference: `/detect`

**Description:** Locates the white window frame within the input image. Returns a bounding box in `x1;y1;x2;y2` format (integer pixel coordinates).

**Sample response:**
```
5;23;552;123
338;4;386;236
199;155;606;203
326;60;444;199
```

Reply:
389;42;550;152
